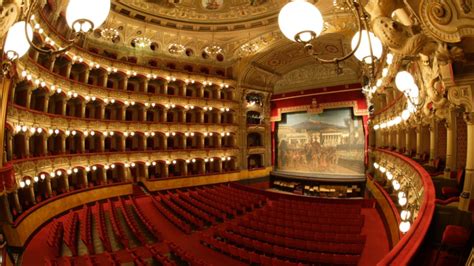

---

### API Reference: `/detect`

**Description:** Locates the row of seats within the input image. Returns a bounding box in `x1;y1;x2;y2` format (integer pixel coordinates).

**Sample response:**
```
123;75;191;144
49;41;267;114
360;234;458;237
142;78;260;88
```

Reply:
169;194;217;225
225;226;364;254
239;217;365;243
80;205;94;255
47;220;64;258
202;233;359;265
107;199;129;248
213;229;361;264
129;196;162;241
118;198;147;245
167;241;207;266
97;202;113;252
242;215;363;234
254;208;364;225
63;212;79;256
158;194;206;229
177;190;227;220
150;195;192;234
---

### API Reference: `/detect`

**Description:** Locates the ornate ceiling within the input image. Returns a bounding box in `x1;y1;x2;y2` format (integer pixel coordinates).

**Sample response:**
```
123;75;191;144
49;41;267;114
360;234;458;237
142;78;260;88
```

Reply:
83;0;364;93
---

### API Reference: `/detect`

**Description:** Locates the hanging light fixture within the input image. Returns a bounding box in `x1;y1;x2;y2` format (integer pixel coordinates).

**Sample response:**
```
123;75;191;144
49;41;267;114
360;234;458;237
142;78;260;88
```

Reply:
278;0;382;81
2;0;111;71
395;70;424;110
204;29;223;56
168;29;186;54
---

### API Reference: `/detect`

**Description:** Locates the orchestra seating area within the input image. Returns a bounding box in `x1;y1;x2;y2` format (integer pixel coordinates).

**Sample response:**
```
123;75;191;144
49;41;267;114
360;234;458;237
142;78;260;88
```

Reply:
22;183;380;266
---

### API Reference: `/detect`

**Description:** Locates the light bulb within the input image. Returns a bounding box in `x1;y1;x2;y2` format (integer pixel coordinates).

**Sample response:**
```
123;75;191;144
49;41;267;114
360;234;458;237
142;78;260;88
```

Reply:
398;197;407;206
395;71;416;92
400;210;411;221
386;172;393;180
399;221;411;233
352;30;383;64
373;162;379;169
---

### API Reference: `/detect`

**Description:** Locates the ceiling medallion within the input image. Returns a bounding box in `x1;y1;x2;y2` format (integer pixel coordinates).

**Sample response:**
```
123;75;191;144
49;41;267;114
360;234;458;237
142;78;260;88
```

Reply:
101;27;119;40
204;44;223;56
168;43;186;54
133;37;152;48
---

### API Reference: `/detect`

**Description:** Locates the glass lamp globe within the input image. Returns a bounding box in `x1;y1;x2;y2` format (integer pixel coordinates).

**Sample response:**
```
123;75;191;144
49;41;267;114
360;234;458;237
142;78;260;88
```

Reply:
278;0;324;43
3;21;33;60
409;84;420;99
399;221;411;233
401;110;410;121
386;172;393;180
392;180;401;191
398;197;407;206
400;210;411;220
66;0;111;33
351;30;383;64
395;71;415;92
398;191;406;199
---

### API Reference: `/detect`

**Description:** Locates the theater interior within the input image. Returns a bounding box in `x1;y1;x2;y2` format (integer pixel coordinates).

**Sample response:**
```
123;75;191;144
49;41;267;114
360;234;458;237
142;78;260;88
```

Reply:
0;0;473;265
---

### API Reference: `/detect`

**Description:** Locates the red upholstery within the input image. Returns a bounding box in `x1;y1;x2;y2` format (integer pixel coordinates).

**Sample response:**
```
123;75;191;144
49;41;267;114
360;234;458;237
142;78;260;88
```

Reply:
442;225;470;247
441;187;460;198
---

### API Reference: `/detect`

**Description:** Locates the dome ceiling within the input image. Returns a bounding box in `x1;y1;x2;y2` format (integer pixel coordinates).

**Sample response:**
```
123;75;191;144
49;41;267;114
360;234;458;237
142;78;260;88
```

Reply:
83;0;363;93
112;0;283;28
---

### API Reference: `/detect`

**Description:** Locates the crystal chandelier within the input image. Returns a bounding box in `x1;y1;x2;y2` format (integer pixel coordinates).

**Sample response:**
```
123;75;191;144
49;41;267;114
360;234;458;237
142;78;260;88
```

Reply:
133;37;152;48
204;45;223;56
204;30;223;56
168;43;186;54
101;27;119;40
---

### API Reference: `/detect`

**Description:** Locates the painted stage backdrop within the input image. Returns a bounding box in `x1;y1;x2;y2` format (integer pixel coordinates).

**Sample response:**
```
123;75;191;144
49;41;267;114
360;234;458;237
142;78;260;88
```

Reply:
276;108;365;177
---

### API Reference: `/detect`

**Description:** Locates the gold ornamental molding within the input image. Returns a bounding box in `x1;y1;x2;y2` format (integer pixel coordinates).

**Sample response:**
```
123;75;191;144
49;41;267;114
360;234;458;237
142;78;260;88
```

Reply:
447;84;473;112
419;0;474;43
271;100;368;122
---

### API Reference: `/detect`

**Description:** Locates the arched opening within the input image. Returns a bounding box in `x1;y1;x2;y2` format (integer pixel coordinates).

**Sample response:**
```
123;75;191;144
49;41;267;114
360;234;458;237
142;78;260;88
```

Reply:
146;105;165;122
29;132;47;157
88;67;108;87
146;132;165;151
65;132;84;154
106;71;128;90
85;100;103;119
66;97;85;118
12;133;28;159
47;132;64;155
30;87;49;112
247;111;262;125
105;102;125;120
104;133;124;152
48;92;67;115
13;81;32;107
125;104;145;122
247;132;263;147
248;154;264;170
69;62;89;83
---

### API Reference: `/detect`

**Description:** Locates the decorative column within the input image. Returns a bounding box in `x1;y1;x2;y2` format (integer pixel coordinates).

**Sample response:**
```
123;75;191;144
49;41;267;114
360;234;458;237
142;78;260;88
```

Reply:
396;128;402;151
24;134;30;158
100;73;109;88
415;124;422;158
80;102;86;118
0;194;13;223
444;107;457;178
61;99;67;116
200;161;206;175
405;128;411;155
25;88;33;109
99;103;105;120
41;136;48;156
79;135;85;153
45;177;53;197
163;81;168;95
27;185;36;204
43;93;50;113
182;163;188;176
81;172;88;188
429;117;439;165
63;174;70;191
12;190;22;214
163;164;169;178
59;135;66;154
459;112;474;211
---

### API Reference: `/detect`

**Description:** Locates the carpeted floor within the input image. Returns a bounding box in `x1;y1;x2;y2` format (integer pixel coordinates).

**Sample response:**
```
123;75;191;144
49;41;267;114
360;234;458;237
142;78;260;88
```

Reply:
22;193;390;266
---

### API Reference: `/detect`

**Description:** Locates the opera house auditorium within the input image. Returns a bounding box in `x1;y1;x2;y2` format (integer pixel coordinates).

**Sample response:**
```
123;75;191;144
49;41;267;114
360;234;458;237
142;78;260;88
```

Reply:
0;0;473;265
